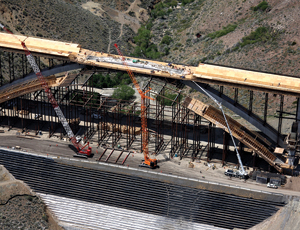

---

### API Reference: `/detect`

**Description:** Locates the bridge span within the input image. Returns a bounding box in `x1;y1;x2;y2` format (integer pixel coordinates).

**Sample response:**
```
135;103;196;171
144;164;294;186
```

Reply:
1;32;300;96
0;32;299;173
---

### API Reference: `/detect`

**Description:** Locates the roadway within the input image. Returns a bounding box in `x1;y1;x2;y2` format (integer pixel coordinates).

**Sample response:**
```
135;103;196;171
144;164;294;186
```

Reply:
1;128;300;198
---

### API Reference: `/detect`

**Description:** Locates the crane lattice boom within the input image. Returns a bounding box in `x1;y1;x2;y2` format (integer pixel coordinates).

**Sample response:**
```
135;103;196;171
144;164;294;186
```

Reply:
0;23;91;156
114;44;157;168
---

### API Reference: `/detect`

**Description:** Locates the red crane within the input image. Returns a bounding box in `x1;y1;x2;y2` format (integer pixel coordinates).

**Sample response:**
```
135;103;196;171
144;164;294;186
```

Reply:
0;23;92;158
114;44;157;168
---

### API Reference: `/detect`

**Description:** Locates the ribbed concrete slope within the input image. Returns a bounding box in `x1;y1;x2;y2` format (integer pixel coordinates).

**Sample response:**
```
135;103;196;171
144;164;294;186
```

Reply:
0;150;284;229
39;193;226;230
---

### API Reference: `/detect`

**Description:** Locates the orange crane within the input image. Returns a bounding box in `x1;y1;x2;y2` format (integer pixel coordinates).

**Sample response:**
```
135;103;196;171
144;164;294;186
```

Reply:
0;23;92;158
114;44;158;169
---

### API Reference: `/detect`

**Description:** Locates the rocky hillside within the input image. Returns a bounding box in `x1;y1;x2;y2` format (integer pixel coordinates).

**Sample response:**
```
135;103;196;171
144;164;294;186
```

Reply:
146;0;300;78
1;0;299;76
0;0;156;52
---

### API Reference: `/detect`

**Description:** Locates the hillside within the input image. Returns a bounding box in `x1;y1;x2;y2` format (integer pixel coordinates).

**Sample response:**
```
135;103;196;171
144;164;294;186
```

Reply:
1;0;299;76
146;0;300;78
0;0;156;52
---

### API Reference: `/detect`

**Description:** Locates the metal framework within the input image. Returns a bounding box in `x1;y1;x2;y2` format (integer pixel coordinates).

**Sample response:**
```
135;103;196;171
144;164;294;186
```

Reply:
0;49;300;172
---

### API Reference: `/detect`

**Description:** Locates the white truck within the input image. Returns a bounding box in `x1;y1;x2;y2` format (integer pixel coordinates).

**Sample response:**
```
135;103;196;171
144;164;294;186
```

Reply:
224;169;248;179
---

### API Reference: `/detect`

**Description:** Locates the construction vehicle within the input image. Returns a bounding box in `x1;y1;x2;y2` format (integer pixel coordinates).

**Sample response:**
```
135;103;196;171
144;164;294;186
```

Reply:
224;169;247;179
191;81;248;178
0;23;92;158
114;44;158;169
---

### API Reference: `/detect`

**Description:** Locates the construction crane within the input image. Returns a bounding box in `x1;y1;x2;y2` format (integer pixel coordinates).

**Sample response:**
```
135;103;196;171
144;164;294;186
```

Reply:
114;44;158;169
0;23;92;158
192;81;248;178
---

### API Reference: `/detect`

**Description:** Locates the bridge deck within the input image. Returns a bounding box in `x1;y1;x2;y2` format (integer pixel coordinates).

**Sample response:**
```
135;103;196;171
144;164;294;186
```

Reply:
1;32;300;96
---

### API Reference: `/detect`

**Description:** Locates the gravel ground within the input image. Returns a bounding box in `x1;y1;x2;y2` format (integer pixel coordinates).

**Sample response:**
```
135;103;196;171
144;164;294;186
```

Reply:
0;165;62;230
0;196;50;230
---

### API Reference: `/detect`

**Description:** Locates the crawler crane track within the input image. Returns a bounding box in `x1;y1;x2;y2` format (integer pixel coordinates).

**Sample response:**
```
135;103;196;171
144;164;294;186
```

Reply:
0;150;284;229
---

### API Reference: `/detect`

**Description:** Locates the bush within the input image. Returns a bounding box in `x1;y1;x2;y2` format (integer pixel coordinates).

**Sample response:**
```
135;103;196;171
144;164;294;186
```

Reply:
25;195;33;201
151;2;166;18
134;26;151;48
252;1;269;11
233;26;274;51
161;35;173;45
164;47;170;55
128;11;135;17
181;0;195;6
240;26;271;47
208;24;237;39
92;72;131;88
146;22;153;30
165;0;178;7
42;214;48;222
131;26;161;59
112;85;135;101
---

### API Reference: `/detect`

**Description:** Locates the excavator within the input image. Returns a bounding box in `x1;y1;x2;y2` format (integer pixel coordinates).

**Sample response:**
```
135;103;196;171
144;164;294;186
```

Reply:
0;23;92;158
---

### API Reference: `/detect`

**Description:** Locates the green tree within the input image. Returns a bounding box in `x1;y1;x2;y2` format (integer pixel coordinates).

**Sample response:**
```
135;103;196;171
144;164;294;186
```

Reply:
112;85;135;101
134;26;151;49
161;35;173;45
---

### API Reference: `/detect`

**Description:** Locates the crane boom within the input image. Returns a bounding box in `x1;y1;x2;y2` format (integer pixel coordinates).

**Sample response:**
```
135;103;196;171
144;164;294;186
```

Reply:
192;81;247;176
0;23;91;157
114;44;157;168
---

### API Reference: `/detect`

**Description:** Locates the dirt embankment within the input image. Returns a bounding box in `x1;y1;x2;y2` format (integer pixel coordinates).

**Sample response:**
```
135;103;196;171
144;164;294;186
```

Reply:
0;165;62;230
250;197;300;230
282;176;300;191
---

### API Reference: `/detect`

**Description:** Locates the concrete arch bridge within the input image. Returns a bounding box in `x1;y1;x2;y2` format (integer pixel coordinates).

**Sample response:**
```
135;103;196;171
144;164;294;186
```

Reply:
0;33;300;173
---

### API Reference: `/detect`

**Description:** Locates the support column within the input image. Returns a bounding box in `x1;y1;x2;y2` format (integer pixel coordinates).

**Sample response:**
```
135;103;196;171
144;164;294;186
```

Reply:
222;131;229;166
277;95;284;145
295;96;300;133
263;93;268;125
238;141;244;168
248;90;253;114
234;88;238;105
253;151;257;169
207;122;212;162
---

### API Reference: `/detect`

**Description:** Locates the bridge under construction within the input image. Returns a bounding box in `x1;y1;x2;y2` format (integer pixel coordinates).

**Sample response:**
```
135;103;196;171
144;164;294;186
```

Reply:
0;32;300;174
